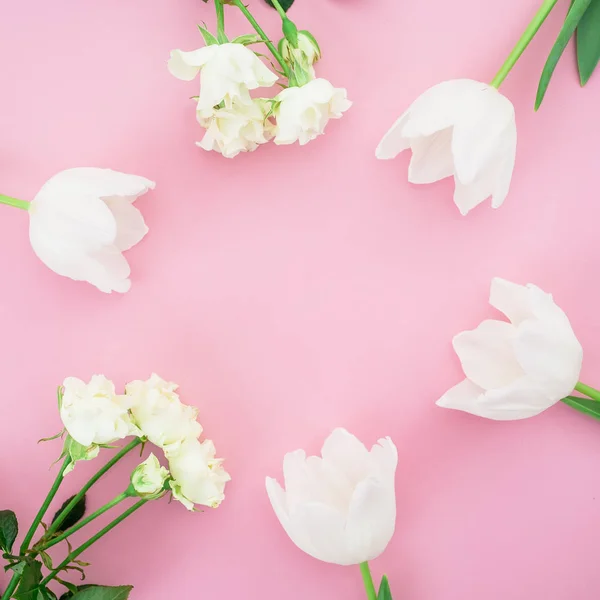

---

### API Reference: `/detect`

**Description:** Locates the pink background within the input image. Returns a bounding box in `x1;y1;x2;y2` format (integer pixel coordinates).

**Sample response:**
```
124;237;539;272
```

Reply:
1;0;600;598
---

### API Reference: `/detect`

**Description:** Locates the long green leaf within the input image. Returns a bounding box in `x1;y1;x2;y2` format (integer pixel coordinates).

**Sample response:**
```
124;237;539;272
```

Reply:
536;0;593;109
14;560;42;600
0;510;18;553
70;585;133;600
577;0;600;84
561;395;600;420
377;575;393;600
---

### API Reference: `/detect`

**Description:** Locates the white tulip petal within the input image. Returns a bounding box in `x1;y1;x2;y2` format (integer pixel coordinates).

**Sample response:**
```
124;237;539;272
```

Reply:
453;320;523;390
436;378;485;412
514;318;583;400
104;197;148;251
408;128;454;183
489;278;533;325
369;437;398;477
345;478;396;563
168;47;217;81
452;167;497;215
482;377;555;419
88;247;131;294
321;428;370;487
375;112;410;159
490;123;517;208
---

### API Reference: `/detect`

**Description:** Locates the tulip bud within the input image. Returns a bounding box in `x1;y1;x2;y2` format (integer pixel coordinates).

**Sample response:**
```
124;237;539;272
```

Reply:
130;454;170;499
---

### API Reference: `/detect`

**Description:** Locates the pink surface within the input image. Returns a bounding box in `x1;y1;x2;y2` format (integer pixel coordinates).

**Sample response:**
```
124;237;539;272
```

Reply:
1;0;600;598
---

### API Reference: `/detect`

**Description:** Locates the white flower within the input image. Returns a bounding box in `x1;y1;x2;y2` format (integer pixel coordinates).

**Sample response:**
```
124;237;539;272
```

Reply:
28;168;154;293
266;428;397;566
168;43;278;115
376;79;517;216
125;374;202;451
274;79;351;145
167;438;231;509
280;31;321;78
197;98;274;158
131;453;170;499
60;375;138;447
437;278;583;420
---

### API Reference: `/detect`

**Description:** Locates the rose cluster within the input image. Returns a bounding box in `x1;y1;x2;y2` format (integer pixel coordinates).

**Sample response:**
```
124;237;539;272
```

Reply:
59;373;230;509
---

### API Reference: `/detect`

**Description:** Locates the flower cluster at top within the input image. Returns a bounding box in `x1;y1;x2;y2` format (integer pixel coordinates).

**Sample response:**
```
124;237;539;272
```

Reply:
59;373;230;509
168;0;351;158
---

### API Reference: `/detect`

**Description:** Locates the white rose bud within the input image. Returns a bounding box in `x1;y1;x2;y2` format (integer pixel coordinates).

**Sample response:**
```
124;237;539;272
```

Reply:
280;30;321;78
125;374;202;451
131;453;170;499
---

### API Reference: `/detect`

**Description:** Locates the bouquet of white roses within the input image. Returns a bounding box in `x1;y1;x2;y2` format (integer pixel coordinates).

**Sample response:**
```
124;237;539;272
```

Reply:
0;374;230;600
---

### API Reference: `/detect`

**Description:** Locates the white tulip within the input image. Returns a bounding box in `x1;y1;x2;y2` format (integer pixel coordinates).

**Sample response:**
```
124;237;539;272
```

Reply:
131;453;170;499
437;278;583;420
168;43;278;115
266;428;397;566
197;98;274;158
125;374;202;451
166;438;231;509
376;79;517;216
28;167;154;293
274;79;352;146
60;375;138;447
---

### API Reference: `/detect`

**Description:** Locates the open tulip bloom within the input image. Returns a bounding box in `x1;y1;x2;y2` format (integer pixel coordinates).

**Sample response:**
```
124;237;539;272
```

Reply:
0;168;154;293
168;0;350;158
266;428;397;600
0;374;229;600
437;277;600;422
376;0;600;215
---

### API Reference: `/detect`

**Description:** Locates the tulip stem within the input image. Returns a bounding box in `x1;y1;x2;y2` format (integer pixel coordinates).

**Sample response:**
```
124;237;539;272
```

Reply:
214;0;227;44
40;499;148;587
35;490;131;552
0;194;29;210
360;562;377;600
19;456;72;556
490;0;560;89
574;382;600;402
230;0;290;77
44;437;142;538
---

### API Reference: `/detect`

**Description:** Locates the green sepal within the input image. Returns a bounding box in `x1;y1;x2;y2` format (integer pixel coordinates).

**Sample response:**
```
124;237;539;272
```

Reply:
576;0;600;84
282;18;298;46
561;395;600;420
377;575;393;600
197;25;219;46
0;510;18;553
231;34;263;45
536;0;593;109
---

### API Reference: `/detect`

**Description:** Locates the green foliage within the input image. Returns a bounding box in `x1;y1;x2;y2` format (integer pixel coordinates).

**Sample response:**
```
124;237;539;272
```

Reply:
377;575;393;600
577;0;600;84
0;510;18;553
536;0;593;109
265;0;295;12
68;586;133;600
562;395;600;420
197;25;218;46
14;560;42;600
51;495;87;534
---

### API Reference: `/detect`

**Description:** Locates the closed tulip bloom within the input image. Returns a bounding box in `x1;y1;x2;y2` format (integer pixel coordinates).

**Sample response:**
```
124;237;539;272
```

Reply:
28;168;154;293
168;43;278;115
266;428;397;566
437;278;583;420
376;79;517;215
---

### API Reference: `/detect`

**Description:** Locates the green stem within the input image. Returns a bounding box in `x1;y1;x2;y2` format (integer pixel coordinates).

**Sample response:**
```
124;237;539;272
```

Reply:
40;499;147;587
574;382;600;402
0;572;21;600
490;0;560;88
360;562;377;600
0;194;29;210
214;0;227;44
36;491;130;552
269;0;288;20
231;0;289;77
44;438;142;538
19;457;72;556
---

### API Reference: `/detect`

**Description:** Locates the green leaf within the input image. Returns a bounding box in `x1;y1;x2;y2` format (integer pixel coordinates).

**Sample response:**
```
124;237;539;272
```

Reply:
577;0;600;84
536;0;593;109
562;395;600;419
265;0;295;12
70;585;133;600
0;510;18;553
51;495;87;534
14;560;42;600
40;588;58;600
197;25;218;46
231;34;263;46
377;575;393;600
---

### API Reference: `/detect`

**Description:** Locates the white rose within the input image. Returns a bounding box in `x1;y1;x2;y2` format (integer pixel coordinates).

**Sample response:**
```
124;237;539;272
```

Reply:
376;79;517;216
197;99;274;158
168;43;278;114
280;31;321;78
60;375;138;447
266;428;397;566
167;438;231;510
28;167;154;293
130;453;170;499
437;278;583;420
273;79;352;145
125;374;202;450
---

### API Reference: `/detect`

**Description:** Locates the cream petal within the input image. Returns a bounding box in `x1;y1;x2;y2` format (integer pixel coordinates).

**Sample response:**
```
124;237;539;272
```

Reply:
375;111;411;159
104;196;148;251
368;437;398;478
453;320;523;390
436;378;485;413
168;47;217;81
490;122;517;208
408;128;455;184
321;428;371;488
482;377;556;419
489;278;534;325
